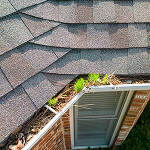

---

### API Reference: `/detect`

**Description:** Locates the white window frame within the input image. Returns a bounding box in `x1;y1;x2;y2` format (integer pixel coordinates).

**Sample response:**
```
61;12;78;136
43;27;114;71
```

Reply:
70;90;134;149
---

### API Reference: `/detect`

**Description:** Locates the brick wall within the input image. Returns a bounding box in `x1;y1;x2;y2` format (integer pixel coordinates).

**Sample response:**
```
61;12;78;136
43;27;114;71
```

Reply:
29;110;71;150
114;90;150;145
62;110;71;149
30;119;66;150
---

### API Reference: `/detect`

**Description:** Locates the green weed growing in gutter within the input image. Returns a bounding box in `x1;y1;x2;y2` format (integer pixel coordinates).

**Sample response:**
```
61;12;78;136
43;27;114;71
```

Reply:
48;97;58;106
85;80;89;86
88;73;100;85
74;78;84;93
102;74;109;85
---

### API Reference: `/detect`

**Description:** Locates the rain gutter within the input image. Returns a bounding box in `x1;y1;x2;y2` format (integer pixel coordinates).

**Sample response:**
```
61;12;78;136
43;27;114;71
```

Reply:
22;89;85;150
44;104;58;114
22;83;150;150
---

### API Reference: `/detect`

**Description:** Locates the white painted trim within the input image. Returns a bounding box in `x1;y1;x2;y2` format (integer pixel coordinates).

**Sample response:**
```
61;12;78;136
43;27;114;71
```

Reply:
44;104;58;114
85;83;150;92
109;91;134;146
71;145;109;149
70;106;74;148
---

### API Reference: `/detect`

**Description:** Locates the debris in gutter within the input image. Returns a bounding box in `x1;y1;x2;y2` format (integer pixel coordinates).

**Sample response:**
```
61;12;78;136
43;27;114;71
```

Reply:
126;80;132;84
2;74;150;150
3;107;54;150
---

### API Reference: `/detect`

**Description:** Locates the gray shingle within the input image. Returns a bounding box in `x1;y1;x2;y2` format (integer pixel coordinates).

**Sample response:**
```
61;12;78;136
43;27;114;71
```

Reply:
30;30;53;46
43;49;80;74
87;24;110;48
109;24;129;48
133;0;150;22
0;0;15;18
20;43;58;72
0;49;36;88
51;24;70;48
56;49;81;74
76;0;93;23
43;73;76;92
147;24;150;46
81;49;102;74
114;0;134;23
0;68;12;97
93;0;116;23
42;60;58;74
0;105;14;141
52;47;71;58
128;24;148;48
19;13;60;37
147;48;150;68
59;0;76;23
9;0;46;10
0;134;4;144
128;48;150;74
22;73;57;109
101;49;128;74
31;24;70;48
69;24;87;48
0;14;33;55
0;86;37;141
21;0;59;21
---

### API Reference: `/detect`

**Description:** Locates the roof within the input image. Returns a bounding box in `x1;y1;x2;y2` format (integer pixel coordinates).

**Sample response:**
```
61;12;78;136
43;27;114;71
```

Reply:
0;0;150;143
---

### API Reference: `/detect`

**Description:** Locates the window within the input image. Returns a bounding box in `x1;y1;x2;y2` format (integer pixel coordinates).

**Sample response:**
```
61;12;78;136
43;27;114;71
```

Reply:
71;91;129;148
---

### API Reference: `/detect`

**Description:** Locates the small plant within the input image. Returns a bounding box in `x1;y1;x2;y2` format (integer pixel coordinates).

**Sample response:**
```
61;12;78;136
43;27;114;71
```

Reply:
102;74;109;85
88;73;100;85
88;147;91;150
85;80;89;86
48;97;58;106
74;78;84;93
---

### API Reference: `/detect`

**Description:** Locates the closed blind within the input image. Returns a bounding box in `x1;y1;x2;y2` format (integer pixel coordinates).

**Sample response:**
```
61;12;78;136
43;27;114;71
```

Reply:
74;91;127;146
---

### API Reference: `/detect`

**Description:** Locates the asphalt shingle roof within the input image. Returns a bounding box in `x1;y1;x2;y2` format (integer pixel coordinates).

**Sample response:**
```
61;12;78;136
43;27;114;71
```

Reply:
0;86;37;139
0;68;12;97
114;0;134;23
9;0;47;10
133;0;150;22
20;43;58;72
21;0;59;21
0;0;16;18
0;0;150;144
19;13;60;37
22;73;57;109
30;23;149;49
0;48;36;88
0;14;33;55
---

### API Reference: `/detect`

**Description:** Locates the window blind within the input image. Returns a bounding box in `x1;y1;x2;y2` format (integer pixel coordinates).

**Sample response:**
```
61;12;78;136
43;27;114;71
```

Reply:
74;91;127;146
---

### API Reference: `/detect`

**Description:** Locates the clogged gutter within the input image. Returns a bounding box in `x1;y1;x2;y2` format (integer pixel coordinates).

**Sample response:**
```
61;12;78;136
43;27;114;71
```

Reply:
47;74;150;112
3;74;150;150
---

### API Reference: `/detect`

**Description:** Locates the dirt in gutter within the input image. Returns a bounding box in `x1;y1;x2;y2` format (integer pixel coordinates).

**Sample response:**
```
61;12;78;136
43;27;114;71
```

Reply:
2;74;150;150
